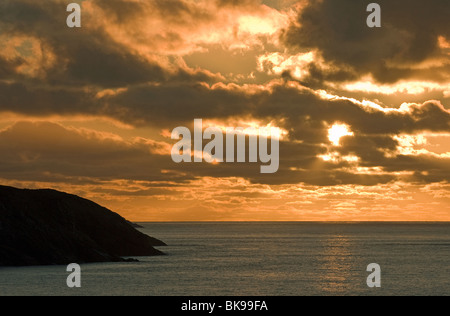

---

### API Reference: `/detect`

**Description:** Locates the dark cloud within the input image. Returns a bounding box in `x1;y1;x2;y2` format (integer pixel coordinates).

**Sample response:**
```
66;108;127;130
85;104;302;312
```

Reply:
0;121;190;183
282;0;450;84
0;55;24;79
0;0;219;87
102;82;450;136
0;81;99;117
1;77;449;186
0;0;449;190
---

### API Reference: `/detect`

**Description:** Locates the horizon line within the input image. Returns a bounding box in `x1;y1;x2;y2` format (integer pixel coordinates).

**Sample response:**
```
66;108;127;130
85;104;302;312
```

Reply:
133;220;450;223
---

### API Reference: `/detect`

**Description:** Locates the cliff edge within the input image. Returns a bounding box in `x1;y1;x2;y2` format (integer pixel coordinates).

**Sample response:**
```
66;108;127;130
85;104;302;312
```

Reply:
0;185;165;266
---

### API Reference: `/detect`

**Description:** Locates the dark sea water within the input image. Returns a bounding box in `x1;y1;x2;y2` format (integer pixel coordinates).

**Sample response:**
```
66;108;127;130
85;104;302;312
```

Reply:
0;222;449;296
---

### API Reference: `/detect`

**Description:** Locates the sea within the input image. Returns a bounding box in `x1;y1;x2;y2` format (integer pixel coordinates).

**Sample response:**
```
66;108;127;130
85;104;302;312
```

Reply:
0;222;449;296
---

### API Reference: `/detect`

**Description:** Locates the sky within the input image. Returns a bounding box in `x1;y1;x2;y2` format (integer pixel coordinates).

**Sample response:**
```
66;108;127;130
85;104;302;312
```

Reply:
0;0;449;221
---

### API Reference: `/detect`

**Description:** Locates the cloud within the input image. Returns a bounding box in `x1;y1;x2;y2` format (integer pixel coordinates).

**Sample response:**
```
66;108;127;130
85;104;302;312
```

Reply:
0;0;449;220
282;0;450;84
1;76;449;186
100;81;450;135
0;0;222;87
0;121;188;183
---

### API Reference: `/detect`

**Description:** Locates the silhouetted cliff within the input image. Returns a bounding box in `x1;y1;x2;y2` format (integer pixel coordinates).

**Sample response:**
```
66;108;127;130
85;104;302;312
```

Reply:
0;185;165;266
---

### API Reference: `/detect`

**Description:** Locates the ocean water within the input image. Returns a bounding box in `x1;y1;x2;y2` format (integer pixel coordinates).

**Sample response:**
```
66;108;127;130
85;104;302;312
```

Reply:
0;222;449;296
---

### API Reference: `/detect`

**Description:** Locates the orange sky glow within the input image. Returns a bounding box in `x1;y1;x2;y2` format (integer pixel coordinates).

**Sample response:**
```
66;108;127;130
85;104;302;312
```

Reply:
0;0;449;221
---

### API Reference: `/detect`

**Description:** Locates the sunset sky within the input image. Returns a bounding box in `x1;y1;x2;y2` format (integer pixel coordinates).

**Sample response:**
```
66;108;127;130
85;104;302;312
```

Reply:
0;0;449;221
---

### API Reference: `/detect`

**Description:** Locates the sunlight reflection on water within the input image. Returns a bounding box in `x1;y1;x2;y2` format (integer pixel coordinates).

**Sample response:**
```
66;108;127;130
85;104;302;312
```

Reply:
0;222;449;296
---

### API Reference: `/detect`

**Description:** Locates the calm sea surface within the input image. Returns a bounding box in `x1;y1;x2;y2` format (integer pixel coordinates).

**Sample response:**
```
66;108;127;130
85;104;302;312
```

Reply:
0;222;449;296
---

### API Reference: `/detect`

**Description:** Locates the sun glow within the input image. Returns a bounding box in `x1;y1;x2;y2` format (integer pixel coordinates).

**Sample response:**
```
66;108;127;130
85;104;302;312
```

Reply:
328;124;354;146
